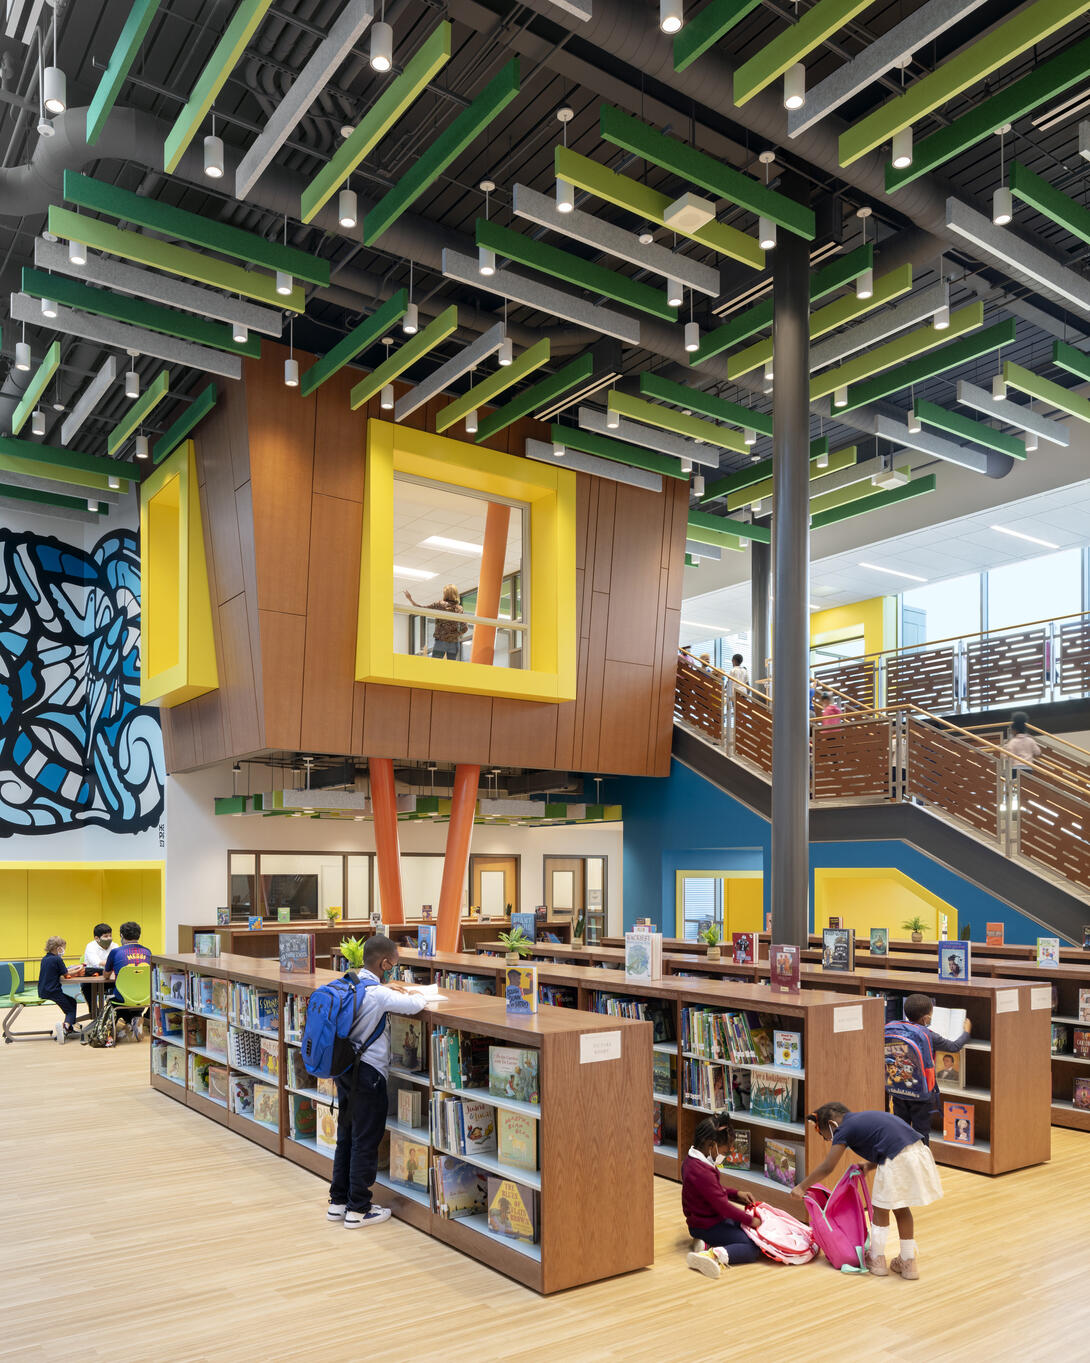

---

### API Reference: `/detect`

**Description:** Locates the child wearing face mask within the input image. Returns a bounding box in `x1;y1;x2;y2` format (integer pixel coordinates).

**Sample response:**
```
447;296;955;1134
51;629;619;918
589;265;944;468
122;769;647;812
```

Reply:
683;1113;764;1278
791;1102;943;1280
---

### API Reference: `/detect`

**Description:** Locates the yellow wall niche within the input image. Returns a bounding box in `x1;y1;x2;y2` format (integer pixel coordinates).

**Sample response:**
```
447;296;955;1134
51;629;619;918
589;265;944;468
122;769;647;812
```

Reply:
813;867;958;941
674;869;763;938
810;595;898;658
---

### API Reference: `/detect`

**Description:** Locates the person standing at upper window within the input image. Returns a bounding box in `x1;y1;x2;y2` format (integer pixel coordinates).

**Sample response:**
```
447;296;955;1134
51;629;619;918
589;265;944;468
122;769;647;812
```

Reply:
404;584;468;660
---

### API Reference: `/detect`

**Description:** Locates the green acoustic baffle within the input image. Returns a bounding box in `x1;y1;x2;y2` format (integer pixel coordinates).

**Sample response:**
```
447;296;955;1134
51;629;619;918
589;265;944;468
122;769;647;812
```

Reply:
887;37;1090;192
350;306;458;410
555;146;764;270
687;508;771;545
675;0;763;71
11;342;60;435
87;0;161;145
477;220;677;321
108;370;169;456
685;520;744;552
437;338;551;432
600;104;814;239
914;399;1026;459
640;371;773;436
840;0;1090;167
551;424;687;479
726;446;857;510
152;383;218;463
364;60;520;245
64;171;328;286
692;302;772;366
733;0;877;105
163;0;275;172
1010;161;1090;248
0;452;123;494
844;318;1015;412
808;473;907;518
608;391;746;453
1053;339;1090;386
48;206;305;311
300;290;408;396
0;482;109;514
1004;359;1090;425
301;22;451;224
811;475;936;529
474;352;593;444
811;302;984;403
0;436;132;484
701;438;832;502
20;267;260;357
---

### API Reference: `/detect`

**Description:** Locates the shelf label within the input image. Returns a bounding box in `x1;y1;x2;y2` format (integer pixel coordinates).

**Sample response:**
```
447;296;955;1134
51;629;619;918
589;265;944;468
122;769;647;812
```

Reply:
833;1004;863;1033
996;989;1020;1013
1030;986;1052;1011
580;1030;621;1064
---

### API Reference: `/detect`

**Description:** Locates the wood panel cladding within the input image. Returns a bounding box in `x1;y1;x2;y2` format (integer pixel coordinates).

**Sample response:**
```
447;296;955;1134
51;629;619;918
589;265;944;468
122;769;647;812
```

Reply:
159;347;686;777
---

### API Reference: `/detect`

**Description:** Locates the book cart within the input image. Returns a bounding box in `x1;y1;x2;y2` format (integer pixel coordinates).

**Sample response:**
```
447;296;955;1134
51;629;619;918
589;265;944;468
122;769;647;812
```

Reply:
149;952;653;1294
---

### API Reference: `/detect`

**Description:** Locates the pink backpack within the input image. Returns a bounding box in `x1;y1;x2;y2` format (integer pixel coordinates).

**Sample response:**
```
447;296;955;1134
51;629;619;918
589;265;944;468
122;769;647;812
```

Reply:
741;1202;818;1264
803;1163;872;1272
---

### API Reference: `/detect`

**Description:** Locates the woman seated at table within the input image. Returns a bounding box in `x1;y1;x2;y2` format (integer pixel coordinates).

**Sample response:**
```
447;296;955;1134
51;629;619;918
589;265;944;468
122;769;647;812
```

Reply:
38;936;83;1045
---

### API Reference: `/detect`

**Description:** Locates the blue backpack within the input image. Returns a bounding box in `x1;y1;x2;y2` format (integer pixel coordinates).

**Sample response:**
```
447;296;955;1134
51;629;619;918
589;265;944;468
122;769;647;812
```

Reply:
301;973;386;1081
884;1020;937;1102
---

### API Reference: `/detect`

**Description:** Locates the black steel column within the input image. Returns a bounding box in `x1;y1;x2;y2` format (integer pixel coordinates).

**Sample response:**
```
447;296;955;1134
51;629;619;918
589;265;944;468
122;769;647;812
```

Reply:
750;539;771;690
770;179;811;947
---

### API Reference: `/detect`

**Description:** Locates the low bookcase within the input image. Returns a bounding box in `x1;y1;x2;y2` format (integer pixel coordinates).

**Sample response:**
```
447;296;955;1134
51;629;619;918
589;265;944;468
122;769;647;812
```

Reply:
150;953;653;1294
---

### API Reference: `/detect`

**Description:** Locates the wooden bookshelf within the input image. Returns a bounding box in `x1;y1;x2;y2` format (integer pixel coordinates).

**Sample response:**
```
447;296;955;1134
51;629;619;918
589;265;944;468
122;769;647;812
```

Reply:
149;952;653;1294
177;920;461;963
460;920;573;952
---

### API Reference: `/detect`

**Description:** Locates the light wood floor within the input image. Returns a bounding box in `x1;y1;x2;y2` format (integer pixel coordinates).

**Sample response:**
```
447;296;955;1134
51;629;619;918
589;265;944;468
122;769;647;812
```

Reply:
3;1034;1084;1363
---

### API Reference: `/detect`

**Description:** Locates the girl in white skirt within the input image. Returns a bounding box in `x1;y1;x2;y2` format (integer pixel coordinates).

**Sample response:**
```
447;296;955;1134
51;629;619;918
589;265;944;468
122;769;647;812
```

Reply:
791;1101;943;1280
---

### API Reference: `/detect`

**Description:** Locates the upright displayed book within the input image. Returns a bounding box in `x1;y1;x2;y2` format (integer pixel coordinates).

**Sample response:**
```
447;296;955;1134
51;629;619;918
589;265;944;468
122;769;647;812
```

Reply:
193;932;220;957
497;1110;538;1171
943;1101;974;1145
432;1155;487;1219
938;940;971;982
288;1093;316;1141
277;906;291;923
316;1105;338;1155
231;1075;255;1115
254;1084;278;1126
731;932;755;965
1074;1078;1090;1111
722;1127;750;1168
278;933;315;973
417;924;436;958
652;1051;675;1095
205;1017;228;1057
764;1137;803;1188
624;931;662;982
510;912;538;943
398;1087;423;1129
248;916;262;931
488;1046;540;1105
934;1047;965;1087
505;966;538;1015
216;906;231;926
390;1017;424;1071
1080;989;1090;1024
821;928;854;972
749;1071;797;1123
208;1064;229;1106
1037;937;1061;966
770;945;800;992
773;1030;802;1070
487;1176;537;1244
986;922;1005;946
389;1130;429;1188
1052;1024;1069;1055
868;928;889;957
828;916;842;929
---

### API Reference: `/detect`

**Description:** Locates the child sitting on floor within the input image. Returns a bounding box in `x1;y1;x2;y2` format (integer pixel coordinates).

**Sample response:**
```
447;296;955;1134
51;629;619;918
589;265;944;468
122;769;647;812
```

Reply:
682;1113;763;1279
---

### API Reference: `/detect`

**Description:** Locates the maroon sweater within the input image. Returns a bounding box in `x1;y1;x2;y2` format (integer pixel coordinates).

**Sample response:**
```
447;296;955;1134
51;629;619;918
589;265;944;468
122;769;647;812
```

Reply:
681;1154;757;1231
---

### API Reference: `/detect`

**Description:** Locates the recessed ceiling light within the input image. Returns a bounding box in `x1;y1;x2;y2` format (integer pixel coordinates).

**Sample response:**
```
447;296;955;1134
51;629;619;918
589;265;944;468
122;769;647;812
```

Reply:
990;525;1059;549
421;535;483;555
681;620;723;632
393;564;437;580
857;561;927;583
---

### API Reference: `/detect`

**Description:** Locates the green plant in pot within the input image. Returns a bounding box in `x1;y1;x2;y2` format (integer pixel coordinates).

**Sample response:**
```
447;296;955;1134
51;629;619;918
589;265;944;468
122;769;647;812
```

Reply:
325;905;341;923
498;926;533;965
902;915;927;944
700;923;722;960
572;909;586;946
339;936;366;971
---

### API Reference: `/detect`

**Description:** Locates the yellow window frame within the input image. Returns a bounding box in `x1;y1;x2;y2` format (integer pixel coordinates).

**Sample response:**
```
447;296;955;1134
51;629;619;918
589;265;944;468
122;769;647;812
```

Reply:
138;439;218;707
357;420;577;703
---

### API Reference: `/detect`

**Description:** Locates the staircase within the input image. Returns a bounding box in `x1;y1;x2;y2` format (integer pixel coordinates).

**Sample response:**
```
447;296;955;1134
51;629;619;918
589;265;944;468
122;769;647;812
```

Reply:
674;650;1090;940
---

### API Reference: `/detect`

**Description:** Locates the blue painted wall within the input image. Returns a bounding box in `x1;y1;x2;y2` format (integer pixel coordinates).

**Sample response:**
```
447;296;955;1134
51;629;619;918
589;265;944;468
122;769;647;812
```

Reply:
604;758;1045;945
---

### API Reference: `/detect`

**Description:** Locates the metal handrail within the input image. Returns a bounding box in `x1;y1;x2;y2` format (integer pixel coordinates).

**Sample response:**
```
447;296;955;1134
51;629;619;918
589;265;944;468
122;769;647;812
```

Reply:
395;603;527;632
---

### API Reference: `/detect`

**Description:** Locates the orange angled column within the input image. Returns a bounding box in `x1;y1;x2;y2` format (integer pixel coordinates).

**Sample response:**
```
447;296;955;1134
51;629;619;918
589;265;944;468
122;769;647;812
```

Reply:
436;501;510;951
369;756;405;925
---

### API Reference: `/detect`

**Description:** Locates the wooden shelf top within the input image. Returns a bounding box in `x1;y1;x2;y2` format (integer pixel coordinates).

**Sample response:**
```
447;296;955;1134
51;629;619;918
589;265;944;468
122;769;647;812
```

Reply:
801;965;1042;996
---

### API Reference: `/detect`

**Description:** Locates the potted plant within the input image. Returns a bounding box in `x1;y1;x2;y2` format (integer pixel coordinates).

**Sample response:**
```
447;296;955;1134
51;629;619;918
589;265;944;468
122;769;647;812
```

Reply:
498;926;533;965
339;936;366;971
700;923;722;961
324;905;341;924
903;915;927;944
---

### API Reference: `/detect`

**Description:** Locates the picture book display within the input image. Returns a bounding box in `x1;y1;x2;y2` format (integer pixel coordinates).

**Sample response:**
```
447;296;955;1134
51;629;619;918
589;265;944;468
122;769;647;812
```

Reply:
316;1105;338;1155
868;928;889;957
216;906;231;926
248;916;262;931
1080;989;1090;1023
828;916;842;929
398;1087;423;1129
389;1130;429;1188
254;1083;279;1126
288;1093;317;1141
205;1017;228;1057
417;924;436;958
497;1109;538;1171
1052;1023;1069;1055
773;1030;802;1070
277;906;291;923
165;1046;185;1082
770;944;800;992
722;1127;750;1168
432;1156;487;1219
488;1046;540;1105
487;1176;538;1243
193;932;219;957
732;932;755;965
653;1051;675;1095
510;912;538;942
624;931;663;982
748;1071;798;1123
943;1101;974;1145
934;1046;965;1087
390;1017;424;1071
231;1075;255;1115
1077;1030;1090;1060
505;965;538;1015
431;1095;497;1157
1037;937;1061;966
938;940;971;982
764;1137;803;1188
208;1064;229;1105
986;922;1004;946
278;933;315;974
821;928;855;972
1073;1078;1090;1111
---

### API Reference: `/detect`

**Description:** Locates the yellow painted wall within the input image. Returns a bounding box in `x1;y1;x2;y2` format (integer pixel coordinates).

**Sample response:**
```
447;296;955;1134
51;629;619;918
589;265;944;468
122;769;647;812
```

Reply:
0;863;164;981
674;871;763;937
813;868;958;942
810;595;898;657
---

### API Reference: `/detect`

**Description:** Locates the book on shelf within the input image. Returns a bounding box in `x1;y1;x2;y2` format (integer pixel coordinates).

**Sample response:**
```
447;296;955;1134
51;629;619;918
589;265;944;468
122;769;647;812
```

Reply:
230;1027;262;1070
283;993;308;1041
653;1051;675;1094
821;928;854;972
151;1043;168;1079
1084;925;1090;950
682;1006;776;1065
316;1074;335;1101
421;904;433;921
868;989;905;1024
208;1064;229;1105
489;1046;540;1105
390;1017;424;1071
985;922;1004;946
930;1005;967;1038
732;932;755;965
278;933;315;974
248;916;262;931
189;1054;210;1094
193;976;227;1016
868;928;889;957
431;1095;497;1157
828;916;842;929
1037;937;1061;966
624;931;662;982
165;971;187;1004
510;912;538;942
398;1087;423;1128
389;1130;429;1188
764;1137;803;1188
487;1176;537;1244
1075;1029;1090;1059
749;1026;774;1065
285;1047;312;1091
937;941;971;982
653;1102;663;1146
748;1071;798;1123
1079;989;1090;1024
254;1084;279;1126
216;907;230;926
289;1093;317;1141
1052;1024;1069;1055
723;1126;750;1168
943;1101;974;1145
540;984;576;1008
231;1075;256;1115
684;1057;727;1110
316;1105;338;1154
432;1155;487;1219
194;932;219;957
165;1046;185;1082
431;1028;490;1091
259;1037;279;1078
497;1109;538;1171
417;924;436;958
773;1031;801;1070
770;945;800;992
504;966;538;1015
935;1046;965;1087
277;906;291;924
1073;1078;1090;1111
152;1003;184;1039
589;992;675;1042
206;1017;228;1056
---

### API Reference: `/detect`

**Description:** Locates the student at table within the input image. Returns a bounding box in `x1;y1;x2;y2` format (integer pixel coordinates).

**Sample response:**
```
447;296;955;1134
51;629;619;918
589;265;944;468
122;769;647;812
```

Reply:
80;923;114;1010
104;921;152;1041
38;937;81;1044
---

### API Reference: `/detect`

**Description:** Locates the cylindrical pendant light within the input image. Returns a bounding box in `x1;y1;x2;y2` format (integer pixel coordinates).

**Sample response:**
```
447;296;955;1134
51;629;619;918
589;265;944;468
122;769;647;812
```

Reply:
338;187;358;228
124;368;139;399
744;427;756;446
37;116;55;138
891;126;913;169
606;406;620;429
1024;431;1038;452
680;456;693;474
666;278;683;308
992;186;1013;226
31;409;45;436
684;321;700;353
284;357;299;387
108;475;120;490
933;305;950;331
556;178;574;213
232;320;248;344
692;473;705;496
764;359;774;382
380;384;394;409
856;267;874;300
758;217;777;250
659;0;683;33
87;499;99;513
43;65;66;115
135;435;149;459
816;449;829;469
403;302;418;335
276;271;293;296
68;238;86;266
552;441;565;458
370;20;393;72
41;296;57;319
203;133;224;179
907;411;921;434
466;410;478;435
834;386;848;408
478;245;496;277
784;63;805;111
15;342;31;372
992;373;1006;401
752;499;762;514
498;336;513;366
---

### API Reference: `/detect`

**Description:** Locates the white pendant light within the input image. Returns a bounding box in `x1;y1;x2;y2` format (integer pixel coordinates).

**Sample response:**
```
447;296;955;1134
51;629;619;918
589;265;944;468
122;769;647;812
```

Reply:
403;302;419;335
692;473;705;496
338;187;358;228
284;356;299;387
68;238;86;266
834;386;848;407
659;0;683;33
15;341;31;372
552;441;565;458
1024;430;1038;452
380;383;394;409
37;117;55;139
135;434;149;459
124;368;139;399
758;216;777;250
907;411;921;434
784;63;806;111
87;499;99;513
498;336;513;366
31;408;45;436
203;132;224;179
856;267;874;300
43;65;66;115
41;296;57;319
466;410;478;434
992;185;1013;226
992;373;1006;401
556;178;574;213
108;475;120;490
666;278;683;308
370;20;393;72
232;320;248;343
744;427;756;446
891;126;913;170
816;448;829;468
684;320;700;352
752;498;762;514
933;281;950;330
680;456;693;473
764;359;774;382
606;404;620;429
478;245;496;277
276;270;293;297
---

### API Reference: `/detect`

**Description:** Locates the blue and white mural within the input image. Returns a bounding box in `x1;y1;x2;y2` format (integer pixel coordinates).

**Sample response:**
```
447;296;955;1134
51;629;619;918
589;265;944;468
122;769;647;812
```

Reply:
0;529;164;835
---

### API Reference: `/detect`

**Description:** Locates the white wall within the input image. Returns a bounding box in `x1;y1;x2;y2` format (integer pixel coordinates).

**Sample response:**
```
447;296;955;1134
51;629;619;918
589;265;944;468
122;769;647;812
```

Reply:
164;760;623;947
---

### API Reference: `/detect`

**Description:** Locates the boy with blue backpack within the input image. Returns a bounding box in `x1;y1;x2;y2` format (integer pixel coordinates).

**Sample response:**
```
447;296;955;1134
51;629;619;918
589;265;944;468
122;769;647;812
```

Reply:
302;934;431;1228
884;992;971;1143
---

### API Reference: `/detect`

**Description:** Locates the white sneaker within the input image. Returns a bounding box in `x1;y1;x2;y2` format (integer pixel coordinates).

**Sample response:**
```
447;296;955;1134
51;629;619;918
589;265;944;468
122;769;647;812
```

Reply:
686;1249;722;1279
345;1206;392;1228
327;1203;346;1221
54;1021;66;1045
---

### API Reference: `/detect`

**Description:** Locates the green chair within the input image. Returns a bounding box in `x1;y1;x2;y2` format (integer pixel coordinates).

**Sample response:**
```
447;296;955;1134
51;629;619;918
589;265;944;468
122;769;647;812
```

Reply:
1;961;54;1043
115;964;152;1038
